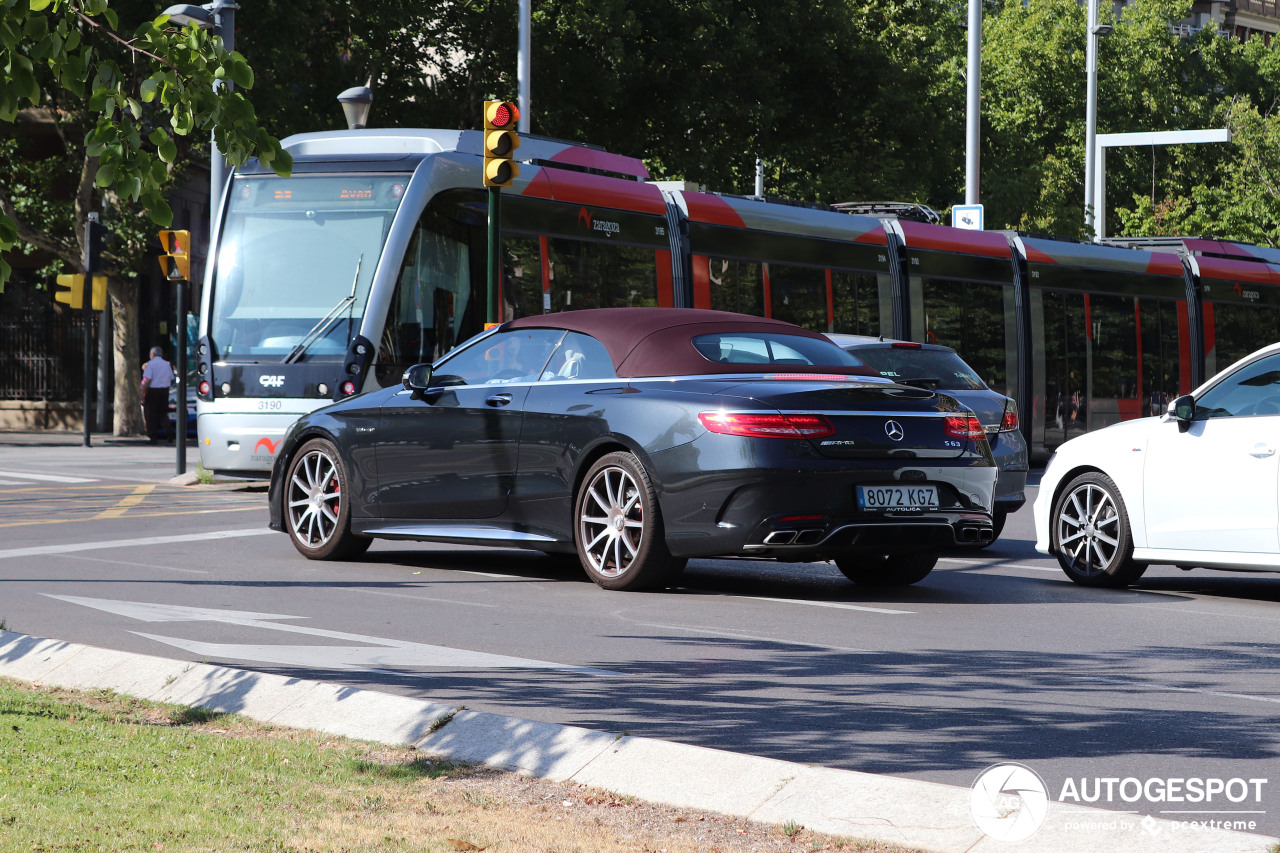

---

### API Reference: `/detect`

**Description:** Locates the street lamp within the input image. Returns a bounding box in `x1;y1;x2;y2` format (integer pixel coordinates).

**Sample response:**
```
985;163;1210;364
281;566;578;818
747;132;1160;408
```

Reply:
337;85;373;130
1083;0;1112;241
161;0;237;243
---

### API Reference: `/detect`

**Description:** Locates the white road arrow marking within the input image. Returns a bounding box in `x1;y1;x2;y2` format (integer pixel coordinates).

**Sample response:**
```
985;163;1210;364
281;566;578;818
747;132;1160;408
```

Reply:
45;594;619;677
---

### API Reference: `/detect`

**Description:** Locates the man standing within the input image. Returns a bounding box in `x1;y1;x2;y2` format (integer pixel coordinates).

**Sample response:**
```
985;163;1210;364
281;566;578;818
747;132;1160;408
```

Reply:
140;345;175;443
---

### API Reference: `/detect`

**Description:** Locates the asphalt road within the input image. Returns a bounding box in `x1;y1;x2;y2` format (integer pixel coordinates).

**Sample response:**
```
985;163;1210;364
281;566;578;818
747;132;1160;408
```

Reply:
3;433;1278;836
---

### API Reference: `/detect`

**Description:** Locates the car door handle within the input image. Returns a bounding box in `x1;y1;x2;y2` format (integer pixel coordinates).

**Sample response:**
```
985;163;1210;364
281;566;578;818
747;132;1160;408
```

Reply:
1249;443;1275;458
486;393;514;407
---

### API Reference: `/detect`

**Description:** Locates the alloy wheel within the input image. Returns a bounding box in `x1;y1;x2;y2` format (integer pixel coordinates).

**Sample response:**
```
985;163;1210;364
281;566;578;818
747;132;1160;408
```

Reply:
578;465;645;578
1056;481;1121;577
288;449;342;549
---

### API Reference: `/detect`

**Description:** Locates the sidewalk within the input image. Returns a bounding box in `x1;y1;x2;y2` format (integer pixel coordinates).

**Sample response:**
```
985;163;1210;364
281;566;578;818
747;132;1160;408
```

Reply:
0;630;1273;853
0;428;257;486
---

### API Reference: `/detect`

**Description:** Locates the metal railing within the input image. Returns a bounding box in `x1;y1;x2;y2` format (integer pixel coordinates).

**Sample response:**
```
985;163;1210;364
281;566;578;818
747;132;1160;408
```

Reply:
0;288;92;402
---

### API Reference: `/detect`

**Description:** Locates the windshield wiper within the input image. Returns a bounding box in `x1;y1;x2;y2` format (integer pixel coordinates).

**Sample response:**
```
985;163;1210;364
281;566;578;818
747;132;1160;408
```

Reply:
284;254;362;364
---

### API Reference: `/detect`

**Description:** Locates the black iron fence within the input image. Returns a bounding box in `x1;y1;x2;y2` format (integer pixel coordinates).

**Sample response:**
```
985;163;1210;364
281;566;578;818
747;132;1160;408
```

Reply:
0;280;95;402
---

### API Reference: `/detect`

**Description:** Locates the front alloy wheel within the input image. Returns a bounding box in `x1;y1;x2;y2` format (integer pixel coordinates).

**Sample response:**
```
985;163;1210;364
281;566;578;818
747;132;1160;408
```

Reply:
284;438;371;561
1052;472;1145;587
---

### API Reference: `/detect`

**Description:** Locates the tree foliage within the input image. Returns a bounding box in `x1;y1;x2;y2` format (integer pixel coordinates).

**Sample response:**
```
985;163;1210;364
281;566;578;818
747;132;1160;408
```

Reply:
0;0;291;286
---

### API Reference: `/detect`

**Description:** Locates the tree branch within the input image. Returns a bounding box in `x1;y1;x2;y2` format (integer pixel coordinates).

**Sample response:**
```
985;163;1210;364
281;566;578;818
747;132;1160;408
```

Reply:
0;188;78;263
74;10;175;69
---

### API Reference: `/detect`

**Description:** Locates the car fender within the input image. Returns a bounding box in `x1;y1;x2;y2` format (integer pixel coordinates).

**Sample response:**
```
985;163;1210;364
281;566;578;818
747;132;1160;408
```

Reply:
1035;417;1159;553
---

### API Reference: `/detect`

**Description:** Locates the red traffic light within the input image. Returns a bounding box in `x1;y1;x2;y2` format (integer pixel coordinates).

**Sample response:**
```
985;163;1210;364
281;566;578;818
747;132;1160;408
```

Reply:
485;100;520;129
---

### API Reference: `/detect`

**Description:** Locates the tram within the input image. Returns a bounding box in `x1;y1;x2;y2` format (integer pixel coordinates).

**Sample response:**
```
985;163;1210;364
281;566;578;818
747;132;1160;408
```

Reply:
194;128;1280;473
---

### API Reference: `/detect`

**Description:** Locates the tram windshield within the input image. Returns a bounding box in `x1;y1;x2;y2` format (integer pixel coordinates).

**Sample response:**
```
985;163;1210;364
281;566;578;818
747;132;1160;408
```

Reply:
209;173;408;362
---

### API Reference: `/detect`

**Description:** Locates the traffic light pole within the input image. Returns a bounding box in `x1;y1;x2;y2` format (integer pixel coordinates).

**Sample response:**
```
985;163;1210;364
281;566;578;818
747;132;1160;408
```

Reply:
176;278;187;476
81;214;103;448
487;186;501;324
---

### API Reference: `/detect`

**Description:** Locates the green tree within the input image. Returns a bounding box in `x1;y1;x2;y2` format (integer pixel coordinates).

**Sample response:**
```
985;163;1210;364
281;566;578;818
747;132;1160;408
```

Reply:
0;0;289;434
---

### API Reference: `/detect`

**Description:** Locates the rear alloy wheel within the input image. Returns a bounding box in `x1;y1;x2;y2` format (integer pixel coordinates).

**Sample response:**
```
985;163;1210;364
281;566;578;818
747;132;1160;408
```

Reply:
575;451;679;591
1052;472;1146;587
284;438;371;561
835;552;938;586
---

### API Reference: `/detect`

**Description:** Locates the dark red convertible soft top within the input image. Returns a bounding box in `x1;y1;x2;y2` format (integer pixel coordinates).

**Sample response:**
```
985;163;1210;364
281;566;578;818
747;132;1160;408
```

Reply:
505;308;876;378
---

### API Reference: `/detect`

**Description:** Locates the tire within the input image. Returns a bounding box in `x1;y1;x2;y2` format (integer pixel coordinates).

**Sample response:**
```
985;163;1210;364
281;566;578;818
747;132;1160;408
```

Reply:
835;552;938;586
574;451;679;591
1051;472;1146;587
283;438;372;561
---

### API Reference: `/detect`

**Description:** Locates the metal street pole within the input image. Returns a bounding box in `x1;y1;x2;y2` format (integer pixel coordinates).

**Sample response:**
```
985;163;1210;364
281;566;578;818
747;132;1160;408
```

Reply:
176;277;187;475
1084;0;1100;240
518;0;531;133
208;0;237;245
487;187;502;324
964;0;982;205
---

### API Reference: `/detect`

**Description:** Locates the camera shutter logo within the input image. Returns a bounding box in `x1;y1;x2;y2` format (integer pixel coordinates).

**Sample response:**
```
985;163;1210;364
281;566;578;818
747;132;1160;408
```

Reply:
970;763;1049;842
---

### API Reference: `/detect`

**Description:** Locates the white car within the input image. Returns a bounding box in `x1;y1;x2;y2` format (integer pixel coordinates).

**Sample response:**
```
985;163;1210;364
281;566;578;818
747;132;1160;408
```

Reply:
1035;341;1280;587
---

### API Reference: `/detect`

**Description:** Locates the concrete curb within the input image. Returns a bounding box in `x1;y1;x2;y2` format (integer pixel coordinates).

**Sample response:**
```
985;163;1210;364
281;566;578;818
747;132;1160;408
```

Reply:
0;630;1273;853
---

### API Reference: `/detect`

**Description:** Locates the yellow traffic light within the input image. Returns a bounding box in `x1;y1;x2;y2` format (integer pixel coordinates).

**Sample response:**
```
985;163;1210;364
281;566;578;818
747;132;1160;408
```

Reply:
54;273;84;309
90;275;107;311
483;100;521;188
158;229;191;281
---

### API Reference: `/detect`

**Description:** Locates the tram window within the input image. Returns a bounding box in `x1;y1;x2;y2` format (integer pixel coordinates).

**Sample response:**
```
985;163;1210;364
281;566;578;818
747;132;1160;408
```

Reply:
1140;299;1183;417
1086;294;1140;428
376;211;475;384
768;264;827;332
1206;302;1280;378
544;238;658;311
707;258;764;317
831;271;882;337
503;236;544;320
919;279;1009;392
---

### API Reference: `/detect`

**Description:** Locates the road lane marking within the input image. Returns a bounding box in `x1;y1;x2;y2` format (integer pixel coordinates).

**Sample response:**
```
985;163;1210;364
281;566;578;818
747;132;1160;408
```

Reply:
686;590;913;615
45;594;619;676
633;620;880;654
0;527;273;559
0;506;261;530
94;484;156;519
1079;675;1280;707
940;556;1060;573
0;470;97;483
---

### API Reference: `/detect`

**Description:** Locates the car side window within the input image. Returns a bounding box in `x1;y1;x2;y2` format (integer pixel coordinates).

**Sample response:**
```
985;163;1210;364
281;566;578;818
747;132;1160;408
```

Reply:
432;329;565;386
1194;353;1280;418
541;332;616;381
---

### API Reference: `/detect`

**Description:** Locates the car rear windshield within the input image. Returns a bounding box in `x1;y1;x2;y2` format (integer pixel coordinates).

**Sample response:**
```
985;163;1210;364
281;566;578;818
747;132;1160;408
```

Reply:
850;347;987;391
692;333;867;368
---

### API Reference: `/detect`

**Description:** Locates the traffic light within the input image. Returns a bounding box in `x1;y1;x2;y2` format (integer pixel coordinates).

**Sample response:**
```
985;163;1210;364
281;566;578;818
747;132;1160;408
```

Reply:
158;229;191;281
52;274;107;310
482;100;520;188
90;275;107;311
54;274;84;309
83;217;105;273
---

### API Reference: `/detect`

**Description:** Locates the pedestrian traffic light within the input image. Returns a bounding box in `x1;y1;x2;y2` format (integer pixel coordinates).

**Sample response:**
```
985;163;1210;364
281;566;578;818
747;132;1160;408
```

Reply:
83;216;105;273
54;273;84;309
158;229;190;281
482;100;520;188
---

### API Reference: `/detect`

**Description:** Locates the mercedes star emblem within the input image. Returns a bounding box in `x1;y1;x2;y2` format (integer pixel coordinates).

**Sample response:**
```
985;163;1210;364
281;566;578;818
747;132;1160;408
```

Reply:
884;420;905;441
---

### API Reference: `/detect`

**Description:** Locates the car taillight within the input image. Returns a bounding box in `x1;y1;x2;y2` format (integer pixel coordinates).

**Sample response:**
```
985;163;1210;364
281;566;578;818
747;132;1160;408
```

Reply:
1000;406;1019;432
891;341;923;349
944;414;986;441
699;411;835;439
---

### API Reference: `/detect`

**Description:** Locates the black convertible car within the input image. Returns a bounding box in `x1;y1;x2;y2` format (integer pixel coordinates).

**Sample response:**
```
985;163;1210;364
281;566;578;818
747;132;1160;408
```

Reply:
268;308;997;590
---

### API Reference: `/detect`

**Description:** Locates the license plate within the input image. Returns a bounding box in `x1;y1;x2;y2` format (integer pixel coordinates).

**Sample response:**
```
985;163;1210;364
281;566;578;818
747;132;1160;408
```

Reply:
857;485;938;510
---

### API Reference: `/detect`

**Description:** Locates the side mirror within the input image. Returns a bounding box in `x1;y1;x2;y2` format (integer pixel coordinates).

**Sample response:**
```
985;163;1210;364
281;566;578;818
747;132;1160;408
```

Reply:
402;363;434;392
1169;394;1195;431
